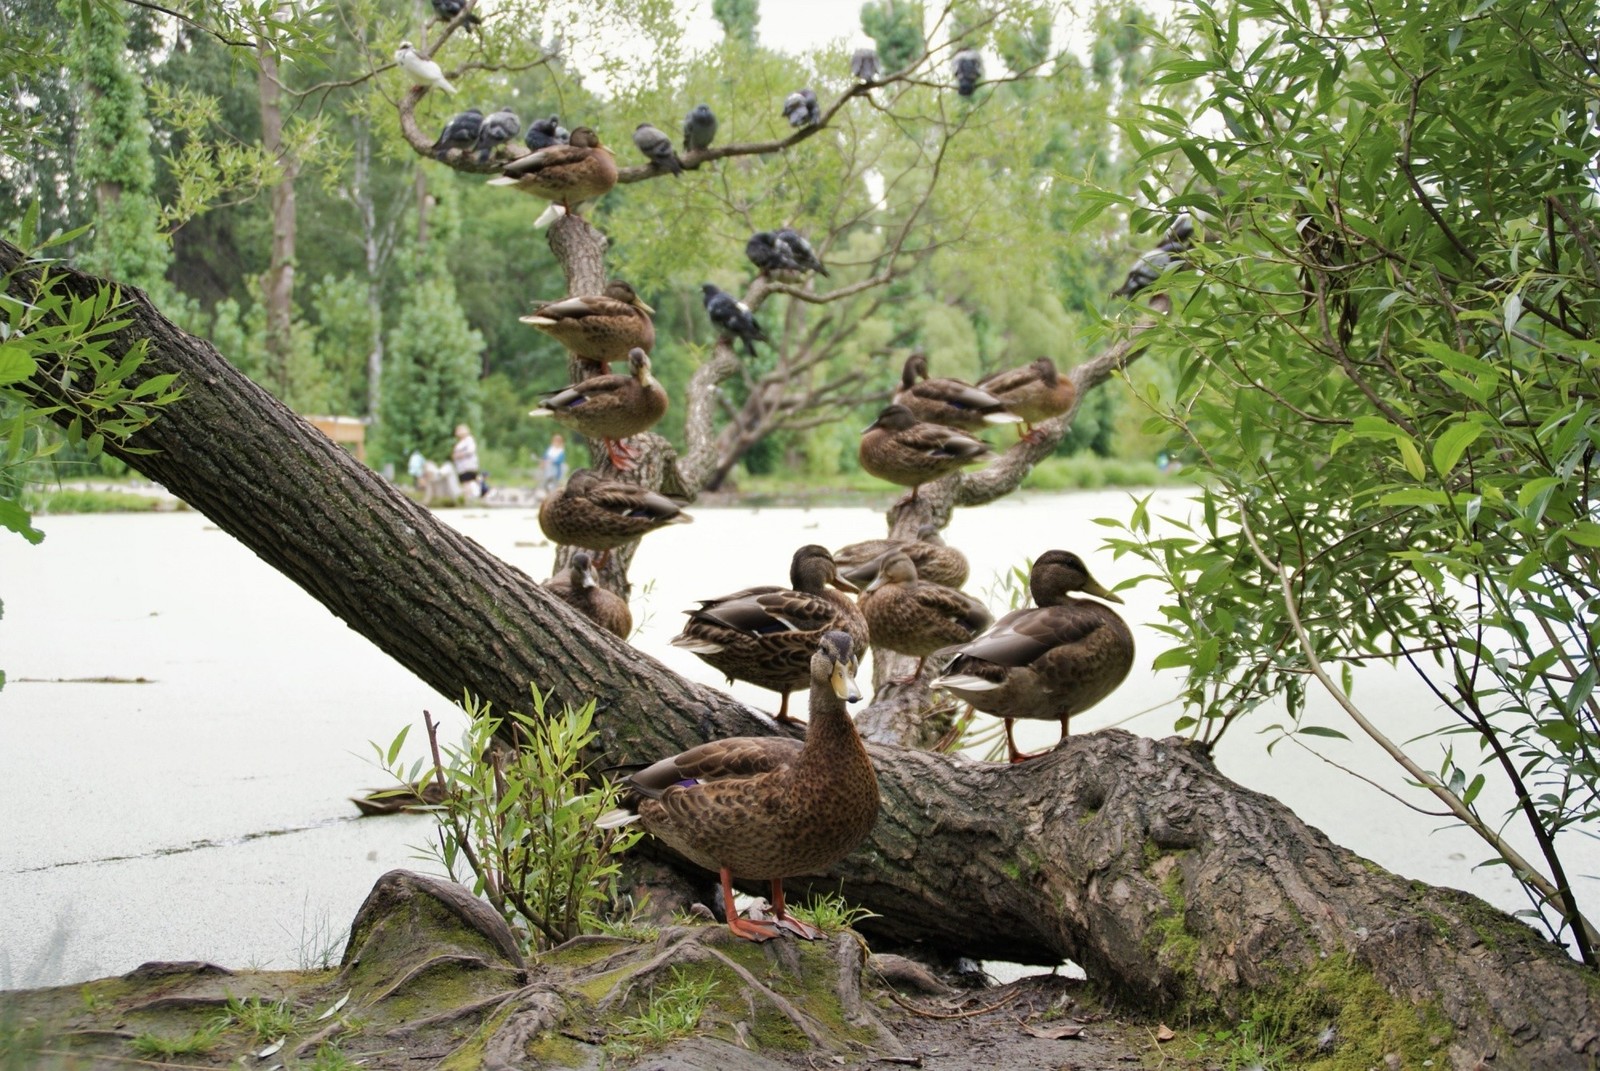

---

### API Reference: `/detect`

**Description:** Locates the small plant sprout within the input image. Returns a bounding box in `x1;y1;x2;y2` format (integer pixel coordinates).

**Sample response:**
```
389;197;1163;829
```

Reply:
611;968;721;1049
786;891;879;934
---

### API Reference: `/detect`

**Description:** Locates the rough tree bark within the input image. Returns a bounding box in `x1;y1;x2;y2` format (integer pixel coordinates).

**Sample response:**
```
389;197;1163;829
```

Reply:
6;241;1598;1069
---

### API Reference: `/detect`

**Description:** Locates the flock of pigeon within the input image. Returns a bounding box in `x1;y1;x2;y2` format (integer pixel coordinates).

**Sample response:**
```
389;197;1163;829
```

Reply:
389;13;1182;944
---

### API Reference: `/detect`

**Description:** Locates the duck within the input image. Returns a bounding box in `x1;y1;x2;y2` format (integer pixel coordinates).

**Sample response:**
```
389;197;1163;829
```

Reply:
833;524;970;589
538;469;692;564
597;631;878;942
933;550;1133;763
859;551;992;682
528;348;667;470
977;357;1077;439
487;126;617;212
544;551;632;638
520;281;655;367
671;545;869;724
858;404;993;500
893;353;1020;431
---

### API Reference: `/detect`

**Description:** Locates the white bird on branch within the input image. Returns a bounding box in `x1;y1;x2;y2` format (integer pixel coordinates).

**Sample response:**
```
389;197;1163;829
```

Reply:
395;42;456;95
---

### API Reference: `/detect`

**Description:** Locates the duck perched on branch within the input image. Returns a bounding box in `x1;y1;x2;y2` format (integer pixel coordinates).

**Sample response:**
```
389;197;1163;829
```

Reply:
489;127;617;214
860;551;992;682
538;469;691;563
977;356;1077;439
893;353;1019;431
544;551;632;639
858;404;993;499
520;280;655;367
833;524;970;589
934;550;1133;763
598;631;879;942
528;348;667;471
671;545;869;724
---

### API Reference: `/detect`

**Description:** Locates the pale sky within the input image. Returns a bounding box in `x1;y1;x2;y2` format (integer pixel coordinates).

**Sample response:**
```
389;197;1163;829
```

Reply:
678;0;882;55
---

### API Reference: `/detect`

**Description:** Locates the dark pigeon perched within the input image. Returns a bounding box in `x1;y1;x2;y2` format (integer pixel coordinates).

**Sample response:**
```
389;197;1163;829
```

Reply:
702;284;768;358
1112;211;1196;299
430;0;480;25
474;107;521;162
682;103;717;152
775;228;829;276
524;114;567;150
851;47;880;81
783;88;821;128
746;231;803;274
431;108;483;159
952;49;983;96
632;122;683;175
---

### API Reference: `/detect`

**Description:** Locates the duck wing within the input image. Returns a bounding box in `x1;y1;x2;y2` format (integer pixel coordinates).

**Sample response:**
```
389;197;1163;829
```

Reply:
523;296;633;323
627;736;802;797
502;142;592;177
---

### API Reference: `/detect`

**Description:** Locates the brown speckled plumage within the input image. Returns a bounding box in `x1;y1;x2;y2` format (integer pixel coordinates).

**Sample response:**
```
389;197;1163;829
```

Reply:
933;550;1132;761
604;632;878;940
520;280;655;365
859;551;992;679
977;357;1076;432
893;353;1019;431
833;524;970;589
858;404;993;498
529;347;667;444
671;545;869;722
538;469;691;553
544;551;632;638
490;126;617;208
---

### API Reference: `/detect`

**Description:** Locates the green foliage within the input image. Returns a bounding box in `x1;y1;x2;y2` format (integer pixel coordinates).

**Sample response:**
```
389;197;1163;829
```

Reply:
711;0;758;46
1094;0;1600;958
129;1023;224;1058
388;688;642;953
785;891;879;933
376;263;483;465
609;967;721;1052
219;995;300;1041
860;0;924;73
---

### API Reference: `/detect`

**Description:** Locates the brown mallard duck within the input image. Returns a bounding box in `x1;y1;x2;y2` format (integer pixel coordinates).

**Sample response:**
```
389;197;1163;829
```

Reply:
597;631;878;942
858;404;993;499
538;469;692;563
520;281;656;366
893;353;1021;431
833;524;970;589
544;551;632;638
671;545;869;723
933;550;1132;763
487;126;617;211
528;348;667;470
977;357;1077;439
859;551;992;682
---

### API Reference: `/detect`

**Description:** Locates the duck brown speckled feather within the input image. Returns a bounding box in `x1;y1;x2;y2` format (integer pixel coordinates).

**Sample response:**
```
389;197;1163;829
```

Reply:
893;353;1020;431
672;545;869;722
544;551;632;638
600;631;878;941
859;550;992;680
977;357;1076;432
529;348;667;468
521;280;655;365
489;126;617;208
858;404;993;498
934;550;1133;762
834;524;970;589
538;469;691;554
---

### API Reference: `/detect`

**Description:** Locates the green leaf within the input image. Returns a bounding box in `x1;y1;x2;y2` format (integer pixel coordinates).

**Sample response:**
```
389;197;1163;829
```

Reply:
0;498;44;545
1564;522;1600;548
1398;438;1427;481
1432;423;1483;475
1297;725;1350;741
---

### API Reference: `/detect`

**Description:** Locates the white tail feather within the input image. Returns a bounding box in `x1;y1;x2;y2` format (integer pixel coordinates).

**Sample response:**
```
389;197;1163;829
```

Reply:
933;673;1001;692
594;808;641;830
534;203;567;228
983;411;1024;425
671;636;723;653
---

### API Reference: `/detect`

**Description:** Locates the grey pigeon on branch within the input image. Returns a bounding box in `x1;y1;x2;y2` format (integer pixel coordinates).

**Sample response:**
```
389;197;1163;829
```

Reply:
851;47;880;81
429;0;480;26
702;283;767;358
633;122;683;175
475;108;521;161
1111;211;1196;299
431;108;482;158
682;103;717;152
952;49;982;97
783;88;821;128
775;228;829;277
525;114;565;150
746;231;803;274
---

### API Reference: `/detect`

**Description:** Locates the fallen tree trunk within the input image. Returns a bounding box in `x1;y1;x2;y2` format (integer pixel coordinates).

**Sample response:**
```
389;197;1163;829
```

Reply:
6;242;1597;1069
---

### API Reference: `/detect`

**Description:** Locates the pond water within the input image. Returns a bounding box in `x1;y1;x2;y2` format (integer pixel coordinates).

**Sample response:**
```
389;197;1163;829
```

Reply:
1;490;1592;987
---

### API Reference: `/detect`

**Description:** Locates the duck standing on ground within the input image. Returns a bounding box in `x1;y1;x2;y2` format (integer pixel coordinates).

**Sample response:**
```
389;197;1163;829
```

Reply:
538;469;692;564
893;353;1019;431
934;550;1133;763
860;551;992;682
521;280;655;367
544;551;632;638
977;357;1077;439
527;348;667;470
598;632;879;942
858;404;993;500
671;545;869;724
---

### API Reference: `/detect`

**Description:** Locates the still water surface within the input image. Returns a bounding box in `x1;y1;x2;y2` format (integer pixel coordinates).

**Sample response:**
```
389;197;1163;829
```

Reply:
2;491;1592;986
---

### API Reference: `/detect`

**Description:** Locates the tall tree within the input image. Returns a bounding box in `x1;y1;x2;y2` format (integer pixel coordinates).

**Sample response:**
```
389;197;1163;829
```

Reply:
711;0;758;46
860;0;924;73
256;8;300;399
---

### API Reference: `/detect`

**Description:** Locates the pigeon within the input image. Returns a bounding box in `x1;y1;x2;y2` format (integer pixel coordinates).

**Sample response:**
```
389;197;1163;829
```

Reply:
632;122;683;175
783;88;821;128
745;231;803;275
525;114;566;150
474;107;521;161
429;0;480;26
395;42;456;95
1111;211;1196;299
682;103;717;152
431;108;482;159
851;47;880;82
775;228;829;277
952;49;982;97
702;283;767;358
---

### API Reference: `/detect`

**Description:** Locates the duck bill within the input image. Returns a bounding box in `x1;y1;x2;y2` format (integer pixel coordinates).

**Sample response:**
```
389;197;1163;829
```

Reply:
634;299;656;315
829;574;860;594
1084;579;1123;604
832;663;862;703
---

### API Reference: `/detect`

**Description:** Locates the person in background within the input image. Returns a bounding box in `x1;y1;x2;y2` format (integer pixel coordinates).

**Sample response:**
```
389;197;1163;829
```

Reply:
452;424;482;497
540;433;566;492
407;448;426;490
